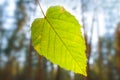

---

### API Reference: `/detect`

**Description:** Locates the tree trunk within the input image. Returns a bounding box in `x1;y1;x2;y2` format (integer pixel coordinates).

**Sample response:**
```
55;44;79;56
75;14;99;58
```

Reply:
36;55;42;80
25;40;33;80
115;23;120;79
56;66;61;80
98;38;103;80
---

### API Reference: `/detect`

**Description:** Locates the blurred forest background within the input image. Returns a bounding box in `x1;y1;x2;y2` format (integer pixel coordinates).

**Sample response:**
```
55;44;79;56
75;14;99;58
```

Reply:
0;0;120;80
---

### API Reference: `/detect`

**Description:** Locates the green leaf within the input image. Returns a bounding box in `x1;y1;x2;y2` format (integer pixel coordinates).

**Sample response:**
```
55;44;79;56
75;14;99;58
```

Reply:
31;6;87;76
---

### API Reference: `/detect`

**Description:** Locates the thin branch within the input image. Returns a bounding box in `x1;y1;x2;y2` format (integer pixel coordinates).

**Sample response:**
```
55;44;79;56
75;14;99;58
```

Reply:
37;0;46;17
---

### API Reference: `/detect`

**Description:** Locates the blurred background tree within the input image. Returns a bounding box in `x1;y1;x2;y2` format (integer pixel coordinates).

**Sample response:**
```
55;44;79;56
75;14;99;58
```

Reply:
0;0;120;80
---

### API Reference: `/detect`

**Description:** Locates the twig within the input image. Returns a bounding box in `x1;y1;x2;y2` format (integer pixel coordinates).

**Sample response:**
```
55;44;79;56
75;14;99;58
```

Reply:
37;0;46;17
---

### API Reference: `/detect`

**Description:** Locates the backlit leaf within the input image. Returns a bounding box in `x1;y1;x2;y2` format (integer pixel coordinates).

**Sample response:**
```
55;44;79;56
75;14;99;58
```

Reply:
31;6;87;76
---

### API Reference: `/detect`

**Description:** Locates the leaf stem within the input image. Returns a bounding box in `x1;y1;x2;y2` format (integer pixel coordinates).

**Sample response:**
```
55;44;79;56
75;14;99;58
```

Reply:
37;0;46;17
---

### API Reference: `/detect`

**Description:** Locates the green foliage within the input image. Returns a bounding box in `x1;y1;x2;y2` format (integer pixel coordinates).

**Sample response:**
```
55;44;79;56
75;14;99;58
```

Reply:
31;6;87;76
